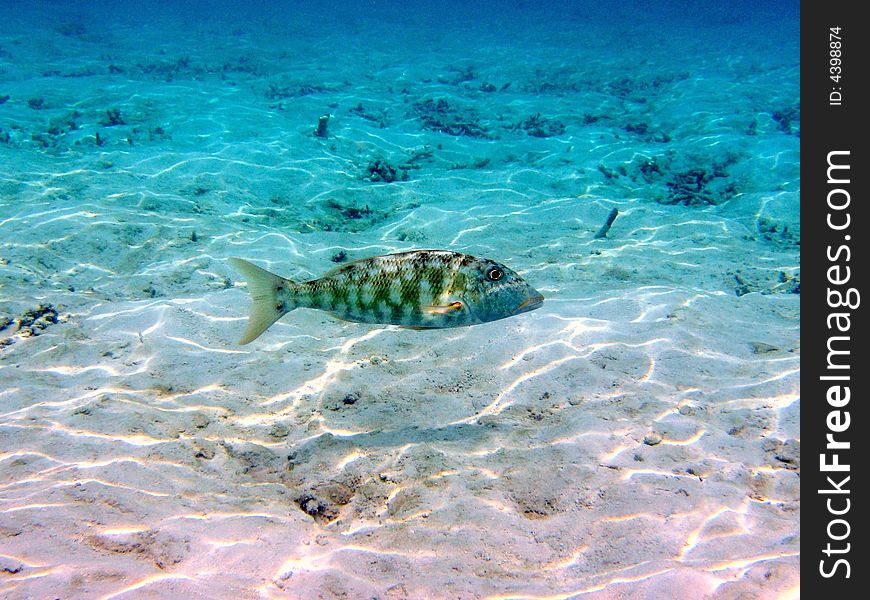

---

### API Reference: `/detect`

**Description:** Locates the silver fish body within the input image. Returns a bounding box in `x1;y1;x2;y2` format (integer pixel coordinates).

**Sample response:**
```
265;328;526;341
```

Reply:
230;250;543;344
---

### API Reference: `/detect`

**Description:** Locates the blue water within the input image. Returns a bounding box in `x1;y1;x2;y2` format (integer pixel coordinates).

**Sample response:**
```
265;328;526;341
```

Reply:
1;1;800;598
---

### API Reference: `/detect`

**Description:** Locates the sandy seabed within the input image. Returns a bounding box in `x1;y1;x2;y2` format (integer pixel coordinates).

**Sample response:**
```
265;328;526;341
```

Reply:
1;2;799;598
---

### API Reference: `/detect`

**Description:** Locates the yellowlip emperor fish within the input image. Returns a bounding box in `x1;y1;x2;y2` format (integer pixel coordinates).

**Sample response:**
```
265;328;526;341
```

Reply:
229;250;544;344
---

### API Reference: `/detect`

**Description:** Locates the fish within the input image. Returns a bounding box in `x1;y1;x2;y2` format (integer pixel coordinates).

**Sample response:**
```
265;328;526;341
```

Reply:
229;250;544;344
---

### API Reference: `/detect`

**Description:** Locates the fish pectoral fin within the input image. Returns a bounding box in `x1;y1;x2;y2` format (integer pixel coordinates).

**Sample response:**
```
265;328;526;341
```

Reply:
422;301;463;315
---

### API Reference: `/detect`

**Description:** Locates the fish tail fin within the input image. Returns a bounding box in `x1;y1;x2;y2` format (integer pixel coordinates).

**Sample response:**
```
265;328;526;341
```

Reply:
229;257;298;345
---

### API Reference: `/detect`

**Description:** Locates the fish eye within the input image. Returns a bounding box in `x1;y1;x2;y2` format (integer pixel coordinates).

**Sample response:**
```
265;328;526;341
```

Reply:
486;267;503;281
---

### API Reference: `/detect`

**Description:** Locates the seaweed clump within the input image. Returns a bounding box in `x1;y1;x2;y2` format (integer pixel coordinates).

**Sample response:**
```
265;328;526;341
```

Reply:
304;199;385;233
47;111;82;136
514;113;566;138
731;270;800;296
411;98;491;139
757;217;799;248
100;108;126;127
623;121;671;143
663;167;736;206
294;482;353;524
349;103;387;128
772;103;800;136
15;304;59;337
622;152;740;206
523;68;580;95
365;159;409;183
604;73;687;102
265;82;330;100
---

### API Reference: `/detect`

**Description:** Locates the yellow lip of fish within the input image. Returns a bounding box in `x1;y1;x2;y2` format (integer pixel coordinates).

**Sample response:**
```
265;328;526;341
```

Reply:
516;293;545;313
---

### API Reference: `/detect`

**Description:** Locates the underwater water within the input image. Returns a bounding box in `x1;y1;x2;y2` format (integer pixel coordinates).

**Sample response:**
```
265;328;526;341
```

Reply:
0;0;800;598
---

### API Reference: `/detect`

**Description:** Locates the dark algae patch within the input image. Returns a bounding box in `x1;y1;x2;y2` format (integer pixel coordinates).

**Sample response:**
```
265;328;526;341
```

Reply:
349;102;389;128
294;482;354;525
757;217;799;248
100;108;126;127
771;103;800;135
15;304;59;337
513;113;566;138
364;158;409;183
1;304;61;346
663;166;736;206
411;98;492;139
302;199;390;233
612;150;742;206
731;269;799;297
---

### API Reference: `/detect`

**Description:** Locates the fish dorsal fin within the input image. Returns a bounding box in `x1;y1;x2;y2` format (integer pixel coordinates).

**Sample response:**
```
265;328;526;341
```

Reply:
318;256;376;279
318;250;467;279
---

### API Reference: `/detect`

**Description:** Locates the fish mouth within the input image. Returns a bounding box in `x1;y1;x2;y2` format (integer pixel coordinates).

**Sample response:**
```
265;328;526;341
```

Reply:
516;292;545;314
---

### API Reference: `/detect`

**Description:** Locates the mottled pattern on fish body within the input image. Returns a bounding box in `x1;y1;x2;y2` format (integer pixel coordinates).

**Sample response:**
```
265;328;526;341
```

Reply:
230;250;543;344
297;251;476;327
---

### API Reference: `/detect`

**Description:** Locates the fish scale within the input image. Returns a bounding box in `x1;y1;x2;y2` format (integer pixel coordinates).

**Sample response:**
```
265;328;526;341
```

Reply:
229;250;543;344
